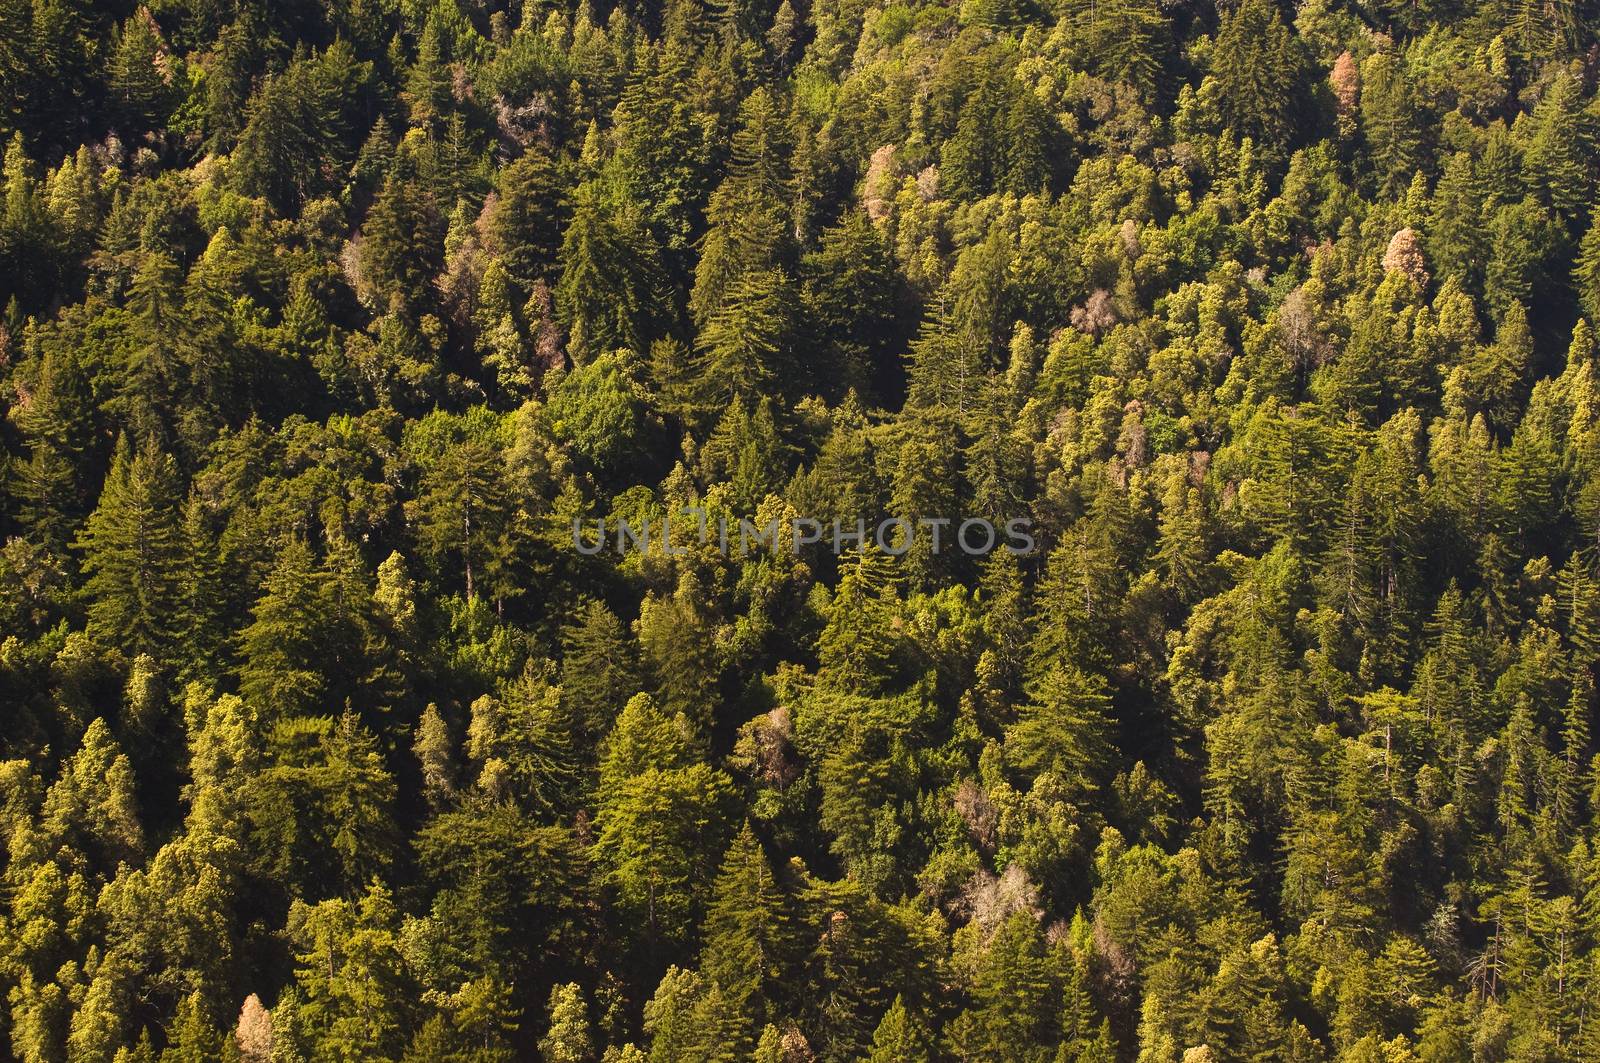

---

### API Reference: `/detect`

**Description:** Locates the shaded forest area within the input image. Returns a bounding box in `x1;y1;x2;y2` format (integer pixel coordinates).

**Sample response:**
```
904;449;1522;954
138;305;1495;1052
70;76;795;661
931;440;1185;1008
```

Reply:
4;0;1600;1058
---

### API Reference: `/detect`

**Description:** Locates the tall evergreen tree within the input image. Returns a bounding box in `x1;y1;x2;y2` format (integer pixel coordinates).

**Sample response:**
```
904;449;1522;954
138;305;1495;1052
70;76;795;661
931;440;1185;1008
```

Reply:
76;436;184;661
13;345;94;549
490;145;570;290
700;823;791;1026
237;538;331;720
1208;0;1308;164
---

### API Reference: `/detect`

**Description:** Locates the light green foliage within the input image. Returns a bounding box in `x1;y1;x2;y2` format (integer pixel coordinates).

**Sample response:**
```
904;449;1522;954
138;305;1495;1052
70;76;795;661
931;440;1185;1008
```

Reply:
593;753;735;945
283;882;411;1062
539;982;593;1063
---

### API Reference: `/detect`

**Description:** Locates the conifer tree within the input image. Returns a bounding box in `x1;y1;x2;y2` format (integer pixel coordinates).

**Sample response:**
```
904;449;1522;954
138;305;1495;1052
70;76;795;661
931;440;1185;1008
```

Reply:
801;209;903;400
594;695;734;945
1359;53;1428;196
13;344;93;549
40;717;144;872
636;584;723;733
945;911;1058;1061
177;495;227;683
235;993;273;1063
1209;0;1307;165
561;598;643;748
287;883;411;1061
466;668;577;817
906;232;1011;420
449;973;519;1062
817;547;900;694
232;43;369;213
1486;198;1559;320
14;1;1600;1057
237;538;331;719
0;133;60;309
598;693;694;804
159;991;226;1063
1575;211;1600;323
867;995;932;1063
413;703;458;813
77;436;185;661
1429;154;1487;293
700;823;791;1025
556;184;667;362
695;268;795;411
415;799;583;977
490;145;569;289
1006;665;1116;791
108;13;173;133
539;982;593;1063
1068;0;1171;98
358;175;445;317
1001;90;1055;196
411;438;515;607
1525;69;1591;224
688;88;793;326
404;15;453;128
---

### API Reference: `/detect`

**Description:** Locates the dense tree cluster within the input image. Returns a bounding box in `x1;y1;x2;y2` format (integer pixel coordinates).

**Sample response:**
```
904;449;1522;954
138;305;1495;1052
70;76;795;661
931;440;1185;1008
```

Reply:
6;0;1600;1059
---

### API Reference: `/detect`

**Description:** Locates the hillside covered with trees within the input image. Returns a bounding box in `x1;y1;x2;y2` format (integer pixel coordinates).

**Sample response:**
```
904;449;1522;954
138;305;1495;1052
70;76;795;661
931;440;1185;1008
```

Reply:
6;0;1600;1059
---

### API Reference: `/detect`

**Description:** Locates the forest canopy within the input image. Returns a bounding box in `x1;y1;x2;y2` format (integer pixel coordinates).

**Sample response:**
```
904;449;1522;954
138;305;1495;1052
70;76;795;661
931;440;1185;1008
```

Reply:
3;0;1600;1060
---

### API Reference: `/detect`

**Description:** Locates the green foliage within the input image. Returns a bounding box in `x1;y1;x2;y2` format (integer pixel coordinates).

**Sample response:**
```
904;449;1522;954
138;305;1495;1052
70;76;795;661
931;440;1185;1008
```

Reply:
237;538;332;719
546;350;656;479
241;711;397;898
232;41;372;213
556;183;667;363
282;881;411;1061
76;436;184;661
1005;665;1115;791
408;436;517;607
1206;0;1309;165
466;666;577;817
415;799;583;977
593;693;736;946
695;269;797;412
10;1;1600;1058
560;598;643;748
539;982;593;1063
489;145;569;289
699;822;790;1023
356;174;445;317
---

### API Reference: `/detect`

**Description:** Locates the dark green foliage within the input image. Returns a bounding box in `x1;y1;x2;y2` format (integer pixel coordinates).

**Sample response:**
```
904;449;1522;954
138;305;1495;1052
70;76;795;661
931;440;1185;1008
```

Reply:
415;798;584;977
237;538;333;720
1066;0;1172;99
409;437;516;607
357;174;446;318
556;183;669;363
1207;0;1309;165
490;145;570;290
76;437;185;661
280;881;411;1060
696;251;799;405
1005;665;1115;790
12;344;93;548
242;711;397;898
801;210;906;401
231;41;372;214
546;350;657;480
560;597;643;747
1360;53;1430;196
594;693;736;946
